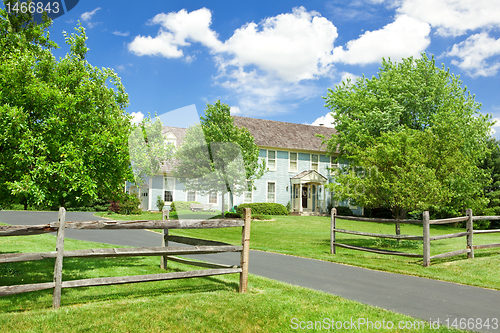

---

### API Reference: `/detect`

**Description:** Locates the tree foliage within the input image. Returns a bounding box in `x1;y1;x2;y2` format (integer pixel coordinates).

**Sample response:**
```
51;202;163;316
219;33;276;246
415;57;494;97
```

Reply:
0;8;132;209
128;116;173;186
479;138;500;226
173;101;265;215
323;54;493;218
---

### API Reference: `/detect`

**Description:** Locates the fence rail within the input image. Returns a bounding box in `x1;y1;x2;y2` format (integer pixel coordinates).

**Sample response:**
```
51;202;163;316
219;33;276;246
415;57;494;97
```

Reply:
330;208;500;266
0;207;252;308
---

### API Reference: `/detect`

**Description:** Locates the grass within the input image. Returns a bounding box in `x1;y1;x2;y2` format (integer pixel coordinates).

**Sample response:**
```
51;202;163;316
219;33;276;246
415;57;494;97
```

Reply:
99;212;500;290
0;229;461;332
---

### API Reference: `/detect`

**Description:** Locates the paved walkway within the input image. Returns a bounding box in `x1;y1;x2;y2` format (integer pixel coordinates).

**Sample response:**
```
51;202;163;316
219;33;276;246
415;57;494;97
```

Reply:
1;211;499;332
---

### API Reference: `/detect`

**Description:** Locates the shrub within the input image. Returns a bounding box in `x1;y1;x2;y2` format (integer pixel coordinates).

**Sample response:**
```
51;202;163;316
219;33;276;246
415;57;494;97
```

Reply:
108;200;120;213
334;206;354;216
170;201;201;212
118;194;141;215
286;201;291;212
156;195;165;211
236;203;288;215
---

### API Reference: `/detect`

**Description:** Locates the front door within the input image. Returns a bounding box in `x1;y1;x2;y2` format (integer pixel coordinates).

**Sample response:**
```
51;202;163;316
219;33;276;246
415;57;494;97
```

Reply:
302;186;308;209
140;186;149;211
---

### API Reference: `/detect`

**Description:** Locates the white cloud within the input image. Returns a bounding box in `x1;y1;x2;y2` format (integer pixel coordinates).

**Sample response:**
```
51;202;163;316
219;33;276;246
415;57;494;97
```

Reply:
112;31;130;37
445;33;500;77
311;113;336;128
214;60;321;115
128;32;184;58
130;112;144;124
338;71;360;85
491;118;500;135
128;8;222;58
81;7;101;21
221;6;338;82
395;0;500;37
230;106;241;115
332;15;431;65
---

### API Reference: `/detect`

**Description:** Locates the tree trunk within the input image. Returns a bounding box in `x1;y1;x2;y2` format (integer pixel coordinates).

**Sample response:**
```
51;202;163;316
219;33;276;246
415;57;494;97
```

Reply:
392;207;407;236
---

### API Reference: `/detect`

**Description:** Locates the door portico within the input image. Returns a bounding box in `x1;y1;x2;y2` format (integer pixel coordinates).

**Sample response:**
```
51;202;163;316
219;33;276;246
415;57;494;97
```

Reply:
291;170;328;213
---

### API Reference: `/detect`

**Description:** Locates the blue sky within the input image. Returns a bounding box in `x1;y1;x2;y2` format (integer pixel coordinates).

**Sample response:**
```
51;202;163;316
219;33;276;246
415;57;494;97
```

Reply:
4;0;500;136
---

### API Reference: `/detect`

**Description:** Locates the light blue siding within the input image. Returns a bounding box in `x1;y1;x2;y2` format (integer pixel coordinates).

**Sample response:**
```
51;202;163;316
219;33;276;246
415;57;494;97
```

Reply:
131;148;363;215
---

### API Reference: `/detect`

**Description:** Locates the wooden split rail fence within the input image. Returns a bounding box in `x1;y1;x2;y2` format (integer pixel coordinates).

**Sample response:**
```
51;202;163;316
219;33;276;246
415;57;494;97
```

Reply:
330;208;500;267
0;207;252;308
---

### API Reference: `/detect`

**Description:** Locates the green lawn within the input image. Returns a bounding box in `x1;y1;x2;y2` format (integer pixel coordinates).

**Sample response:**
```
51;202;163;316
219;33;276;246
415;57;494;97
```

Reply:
98;212;500;290
0;229;461;332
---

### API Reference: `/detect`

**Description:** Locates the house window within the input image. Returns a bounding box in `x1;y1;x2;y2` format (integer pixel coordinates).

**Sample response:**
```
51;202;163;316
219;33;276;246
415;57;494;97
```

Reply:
164;177;175;203
311;154;319;172
267;182;276;203
243;180;253;203
165;132;177;147
187;190;196;202
209;192;218;204
289;152;298;172
330;156;340;175
267;150;276;171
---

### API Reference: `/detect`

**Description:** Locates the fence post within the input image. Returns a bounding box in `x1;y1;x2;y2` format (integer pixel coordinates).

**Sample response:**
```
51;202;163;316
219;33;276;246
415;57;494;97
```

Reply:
161;207;169;270
330;208;337;254
239;208;251;293
422;211;430;267
53;207;66;309
466;208;474;259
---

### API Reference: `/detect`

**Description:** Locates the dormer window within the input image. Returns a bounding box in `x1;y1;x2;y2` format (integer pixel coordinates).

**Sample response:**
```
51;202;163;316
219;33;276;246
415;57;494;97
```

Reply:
165;132;177;147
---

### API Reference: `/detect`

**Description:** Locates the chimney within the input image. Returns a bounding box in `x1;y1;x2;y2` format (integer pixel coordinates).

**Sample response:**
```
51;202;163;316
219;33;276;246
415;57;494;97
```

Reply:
319;123;324;127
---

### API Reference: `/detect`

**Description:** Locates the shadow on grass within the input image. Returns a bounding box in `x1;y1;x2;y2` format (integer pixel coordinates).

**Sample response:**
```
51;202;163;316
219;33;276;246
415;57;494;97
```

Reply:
0;255;240;312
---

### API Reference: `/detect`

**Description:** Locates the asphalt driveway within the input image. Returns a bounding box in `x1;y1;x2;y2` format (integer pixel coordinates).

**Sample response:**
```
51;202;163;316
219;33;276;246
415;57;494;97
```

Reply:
1;210;499;332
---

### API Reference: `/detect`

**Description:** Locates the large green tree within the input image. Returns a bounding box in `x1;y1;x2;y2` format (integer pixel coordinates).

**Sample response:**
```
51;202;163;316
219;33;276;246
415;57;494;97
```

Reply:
0;7;132;209
480;138;500;217
323;54;493;221
174;101;265;216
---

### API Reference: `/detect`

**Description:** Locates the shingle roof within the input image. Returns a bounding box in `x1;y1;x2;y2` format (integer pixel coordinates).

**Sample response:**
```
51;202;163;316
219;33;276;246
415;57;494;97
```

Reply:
160;117;337;174
162;126;187;144
232;116;337;152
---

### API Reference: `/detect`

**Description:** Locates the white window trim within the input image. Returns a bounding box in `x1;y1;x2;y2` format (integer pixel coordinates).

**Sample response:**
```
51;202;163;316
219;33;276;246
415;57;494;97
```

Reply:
267;150;277;171
243;180;253;203
289;151;298;172
148;177;153;210
208;191;218;205
163;175;176;203
311;154;319;172
165;132;177;148
330;156;340;175
186;190;197;202
266;180;276;203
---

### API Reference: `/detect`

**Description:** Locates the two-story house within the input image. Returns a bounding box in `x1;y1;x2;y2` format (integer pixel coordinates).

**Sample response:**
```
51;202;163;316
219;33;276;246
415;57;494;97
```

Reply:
127;116;362;215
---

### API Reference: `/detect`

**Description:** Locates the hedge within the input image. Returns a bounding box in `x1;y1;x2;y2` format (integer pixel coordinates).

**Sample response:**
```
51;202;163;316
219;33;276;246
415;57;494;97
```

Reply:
236;203;288;215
